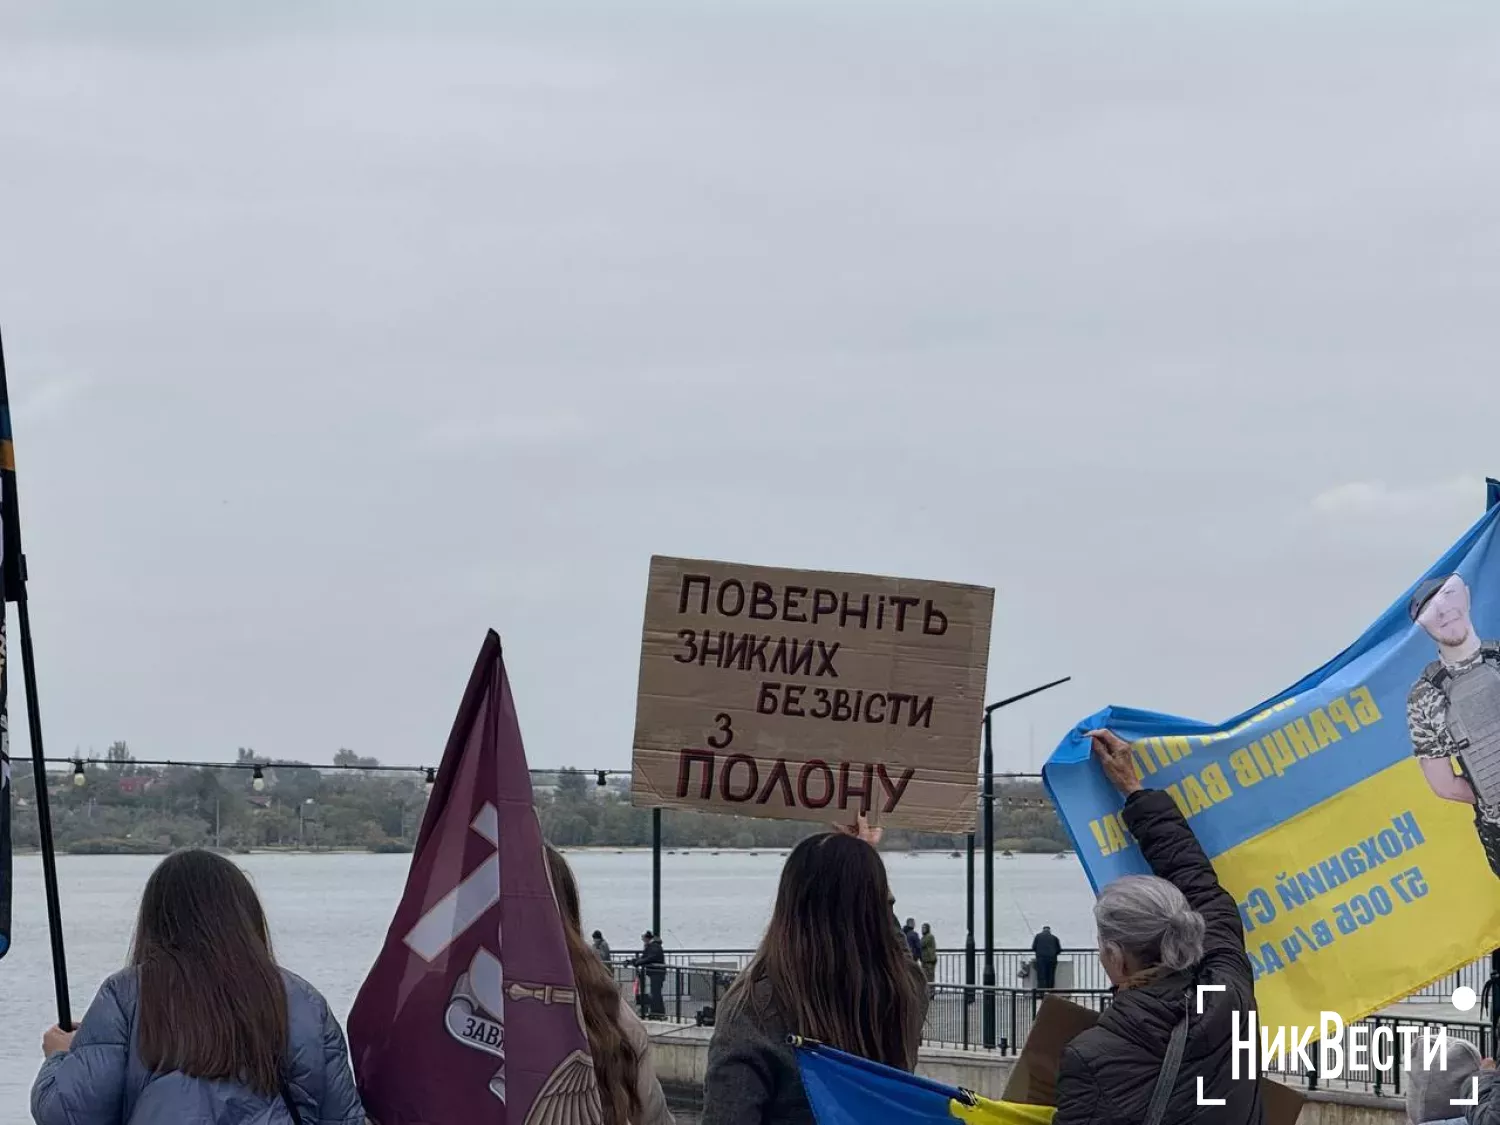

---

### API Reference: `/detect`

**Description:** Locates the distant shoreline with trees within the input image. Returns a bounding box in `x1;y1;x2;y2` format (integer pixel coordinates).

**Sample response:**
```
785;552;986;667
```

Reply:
7;743;1070;857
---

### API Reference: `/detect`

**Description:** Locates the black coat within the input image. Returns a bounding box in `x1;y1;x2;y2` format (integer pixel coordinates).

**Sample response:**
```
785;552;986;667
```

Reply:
703;965;929;1125
1032;932;1063;961
640;938;667;978
1055;789;1263;1125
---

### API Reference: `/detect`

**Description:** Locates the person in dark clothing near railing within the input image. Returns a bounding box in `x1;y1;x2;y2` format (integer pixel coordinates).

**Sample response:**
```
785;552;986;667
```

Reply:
1054;730;1263;1125
1031;926;1062;989
635;931;668;1019
902;918;922;962
920;924;938;996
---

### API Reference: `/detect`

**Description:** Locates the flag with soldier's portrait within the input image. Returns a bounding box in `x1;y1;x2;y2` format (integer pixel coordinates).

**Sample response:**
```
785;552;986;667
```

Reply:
1046;479;1500;1033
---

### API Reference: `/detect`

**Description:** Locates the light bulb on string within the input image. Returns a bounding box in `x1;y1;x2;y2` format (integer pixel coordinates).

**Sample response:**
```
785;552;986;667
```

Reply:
72;760;86;787
424;768;435;795
252;764;265;792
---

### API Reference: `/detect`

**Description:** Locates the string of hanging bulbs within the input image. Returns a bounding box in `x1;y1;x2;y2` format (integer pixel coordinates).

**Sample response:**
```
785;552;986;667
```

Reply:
48;757;1044;805
47;758;635;797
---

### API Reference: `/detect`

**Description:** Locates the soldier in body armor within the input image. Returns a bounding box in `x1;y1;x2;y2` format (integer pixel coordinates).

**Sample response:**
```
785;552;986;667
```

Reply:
1406;573;1500;878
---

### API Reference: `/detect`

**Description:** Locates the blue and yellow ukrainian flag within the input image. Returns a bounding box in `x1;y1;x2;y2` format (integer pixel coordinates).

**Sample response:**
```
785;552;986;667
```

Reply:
793;1039;1055;1125
1043;479;1500;1031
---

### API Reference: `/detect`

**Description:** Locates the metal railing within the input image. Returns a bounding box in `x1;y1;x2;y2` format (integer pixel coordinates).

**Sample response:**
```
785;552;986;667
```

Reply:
628;945;1500;1008
608;959;739;1025
1258;1012;1493;1096
637;946;1111;990
605;959;1113;1051
602;951;1499;1095
923;984;1114;1051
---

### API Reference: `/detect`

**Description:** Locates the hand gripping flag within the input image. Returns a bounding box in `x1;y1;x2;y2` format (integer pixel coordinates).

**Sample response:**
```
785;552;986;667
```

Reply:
348;631;603;1125
1045;479;1500;1032
794;1039;1055;1125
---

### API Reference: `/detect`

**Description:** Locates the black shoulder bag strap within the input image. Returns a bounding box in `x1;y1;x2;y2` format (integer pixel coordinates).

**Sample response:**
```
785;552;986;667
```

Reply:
279;1077;304;1125
1142;997;1191;1125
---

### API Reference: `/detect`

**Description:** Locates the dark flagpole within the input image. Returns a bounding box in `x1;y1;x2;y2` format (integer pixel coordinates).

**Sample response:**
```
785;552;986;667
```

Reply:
0;325;72;1028
981;675;1070;1049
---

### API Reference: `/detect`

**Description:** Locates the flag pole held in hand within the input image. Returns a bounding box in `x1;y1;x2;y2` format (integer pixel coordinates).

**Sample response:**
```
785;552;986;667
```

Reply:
0;324;72;1027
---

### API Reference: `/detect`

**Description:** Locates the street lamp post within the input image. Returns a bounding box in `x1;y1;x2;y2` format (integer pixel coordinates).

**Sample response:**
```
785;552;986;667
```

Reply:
979;676;1071;1050
964;831;976;1006
652;808;663;939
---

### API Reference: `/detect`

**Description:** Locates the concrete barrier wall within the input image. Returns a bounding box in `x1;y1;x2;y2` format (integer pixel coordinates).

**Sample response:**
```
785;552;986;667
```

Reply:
1297;1091;1406;1125
644;1023;1409;1124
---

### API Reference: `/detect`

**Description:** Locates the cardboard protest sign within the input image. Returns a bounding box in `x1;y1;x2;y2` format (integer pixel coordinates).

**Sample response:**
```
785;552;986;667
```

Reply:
630;556;994;832
1000;996;1100;1108
1003;996;1306;1125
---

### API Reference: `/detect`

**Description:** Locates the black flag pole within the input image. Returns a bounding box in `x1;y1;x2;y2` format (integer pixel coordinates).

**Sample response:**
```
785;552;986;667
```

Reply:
0;325;72;1028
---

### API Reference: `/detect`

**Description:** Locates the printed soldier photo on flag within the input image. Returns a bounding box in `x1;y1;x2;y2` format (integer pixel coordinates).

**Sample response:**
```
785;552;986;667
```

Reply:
1044;479;1500;1032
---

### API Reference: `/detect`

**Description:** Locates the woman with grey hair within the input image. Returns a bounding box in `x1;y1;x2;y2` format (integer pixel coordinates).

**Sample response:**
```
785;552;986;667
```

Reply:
1054;731;1263;1125
1406;1034;1481;1124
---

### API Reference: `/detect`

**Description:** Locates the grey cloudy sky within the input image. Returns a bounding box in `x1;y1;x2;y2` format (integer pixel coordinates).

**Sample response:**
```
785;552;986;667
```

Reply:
1;0;1497;773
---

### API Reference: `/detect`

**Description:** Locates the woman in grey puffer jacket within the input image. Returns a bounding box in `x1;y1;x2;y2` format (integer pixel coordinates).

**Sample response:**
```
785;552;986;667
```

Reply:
31;849;365;1125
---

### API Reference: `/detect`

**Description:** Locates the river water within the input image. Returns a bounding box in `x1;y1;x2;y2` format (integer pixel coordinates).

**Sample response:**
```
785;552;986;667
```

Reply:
0;849;1095;1114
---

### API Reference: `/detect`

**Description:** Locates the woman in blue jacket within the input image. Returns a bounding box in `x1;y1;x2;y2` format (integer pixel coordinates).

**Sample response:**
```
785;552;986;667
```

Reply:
31;848;365;1125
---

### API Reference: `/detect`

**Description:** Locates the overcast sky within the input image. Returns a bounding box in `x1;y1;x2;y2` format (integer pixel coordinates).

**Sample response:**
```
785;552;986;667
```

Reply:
1;0;1497;775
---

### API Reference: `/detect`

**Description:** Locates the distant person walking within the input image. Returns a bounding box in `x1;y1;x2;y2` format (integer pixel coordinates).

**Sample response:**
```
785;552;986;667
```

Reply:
1031;925;1062;990
637;930;667;1019
593;930;613;963
31;849;364;1125
919;924;938;993
902;918;922;962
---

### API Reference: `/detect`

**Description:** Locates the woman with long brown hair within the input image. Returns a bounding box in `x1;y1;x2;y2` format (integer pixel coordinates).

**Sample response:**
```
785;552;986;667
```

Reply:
701;819;928;1125
31;848;364;1125
545;845;674;1125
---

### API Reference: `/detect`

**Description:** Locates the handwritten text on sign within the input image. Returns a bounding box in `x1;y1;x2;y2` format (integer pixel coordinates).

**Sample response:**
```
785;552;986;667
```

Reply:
630;557;995;832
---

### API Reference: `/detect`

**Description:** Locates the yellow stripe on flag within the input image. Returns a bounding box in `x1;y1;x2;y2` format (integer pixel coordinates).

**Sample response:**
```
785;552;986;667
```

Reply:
950;1096;1056;1124
1211;756;1500;1030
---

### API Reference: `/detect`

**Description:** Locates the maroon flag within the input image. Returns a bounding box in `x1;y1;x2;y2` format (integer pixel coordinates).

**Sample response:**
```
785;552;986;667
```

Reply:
348;631;602;1125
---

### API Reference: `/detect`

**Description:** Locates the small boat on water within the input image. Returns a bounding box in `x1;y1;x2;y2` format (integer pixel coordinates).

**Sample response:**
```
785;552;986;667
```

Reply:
1053;852;1067;860
1002;850;1014;858
949;850;961;858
